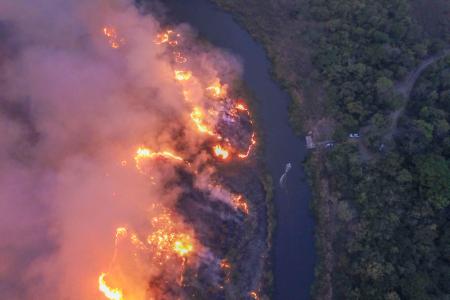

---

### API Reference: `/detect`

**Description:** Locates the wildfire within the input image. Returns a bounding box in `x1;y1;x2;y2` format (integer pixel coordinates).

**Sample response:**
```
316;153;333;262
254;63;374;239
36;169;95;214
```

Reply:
238;133;257;159
130;232;147;250
249;291;260;300
220;259;231;270
190;107;215;136
235;103;247;111
174;240;194;256
135;147;183;166
154;30;180;46
98;273;123;300
213;144;230;160
232;195;249;214
115;227;127;237
174;70;192;81
97;27;260;298
206;80;228;99
102;26;124;49
115;227;128;245
147;211;194;261
134;147;185;175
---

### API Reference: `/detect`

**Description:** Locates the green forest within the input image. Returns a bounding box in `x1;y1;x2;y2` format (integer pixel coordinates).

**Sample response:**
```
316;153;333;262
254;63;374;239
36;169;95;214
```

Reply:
213;0;449;299
309;1;449;298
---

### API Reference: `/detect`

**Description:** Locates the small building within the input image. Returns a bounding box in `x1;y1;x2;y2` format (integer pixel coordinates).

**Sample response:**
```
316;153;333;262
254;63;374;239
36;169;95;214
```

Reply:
306;135;315;149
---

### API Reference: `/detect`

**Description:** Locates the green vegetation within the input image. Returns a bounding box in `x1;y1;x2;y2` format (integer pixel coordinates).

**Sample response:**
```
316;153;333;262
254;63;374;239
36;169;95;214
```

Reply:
310;0;426;129
212;0;450;299
324;57;450;299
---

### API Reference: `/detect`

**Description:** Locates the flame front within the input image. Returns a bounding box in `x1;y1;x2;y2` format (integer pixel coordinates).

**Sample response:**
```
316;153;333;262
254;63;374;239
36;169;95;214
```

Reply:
206;80;228;99
154;30;180;46
213;145;230;160
174;70;192;81
232;195;249;214
174;240;194;257
97;27;259;299
190;107;216;136
102;26;124;49
235;103;247;111
98;273;123;300
134;147;184;172
146;210;195;262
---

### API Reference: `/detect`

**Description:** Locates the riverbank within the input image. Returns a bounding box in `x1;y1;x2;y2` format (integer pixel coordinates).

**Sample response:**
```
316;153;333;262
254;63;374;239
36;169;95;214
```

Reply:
208;2;332;299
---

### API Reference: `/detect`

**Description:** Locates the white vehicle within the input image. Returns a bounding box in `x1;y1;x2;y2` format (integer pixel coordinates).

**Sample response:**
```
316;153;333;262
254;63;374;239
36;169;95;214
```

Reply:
349;133;360;138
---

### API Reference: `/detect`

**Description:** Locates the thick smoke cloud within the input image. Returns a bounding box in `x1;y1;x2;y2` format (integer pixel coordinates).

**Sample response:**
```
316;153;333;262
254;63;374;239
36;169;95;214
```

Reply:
0;0;243;299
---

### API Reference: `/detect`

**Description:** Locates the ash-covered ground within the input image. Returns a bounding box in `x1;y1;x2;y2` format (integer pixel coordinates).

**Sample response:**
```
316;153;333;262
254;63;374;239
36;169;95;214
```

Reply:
176;161;269;299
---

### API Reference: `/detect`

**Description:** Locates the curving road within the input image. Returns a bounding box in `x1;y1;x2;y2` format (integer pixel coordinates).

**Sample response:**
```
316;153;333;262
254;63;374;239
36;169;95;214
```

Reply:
389;49;450;136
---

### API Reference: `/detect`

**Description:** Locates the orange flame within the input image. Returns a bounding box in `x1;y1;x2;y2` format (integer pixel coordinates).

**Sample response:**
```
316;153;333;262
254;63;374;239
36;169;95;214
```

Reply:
235;103;247;111
154;30;180;45
232;195;249;214
173;239;194;257
115;227;127;242
174;70;192;81
213;145;230;160
146;211;194;261
220;259;231;269
134;147;184;174
190;107;215;136
98;273;123;300
135;147;183;162
102;26;123;49
249;291;260;300
206;80;228;99
238;133;256;159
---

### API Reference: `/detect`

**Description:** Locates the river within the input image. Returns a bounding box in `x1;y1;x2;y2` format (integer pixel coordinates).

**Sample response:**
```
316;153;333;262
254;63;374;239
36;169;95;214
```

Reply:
161;1;316;299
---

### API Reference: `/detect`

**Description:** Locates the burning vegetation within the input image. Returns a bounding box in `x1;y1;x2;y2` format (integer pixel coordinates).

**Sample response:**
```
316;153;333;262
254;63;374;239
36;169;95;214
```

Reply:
0;1;269;299
95;25;266;299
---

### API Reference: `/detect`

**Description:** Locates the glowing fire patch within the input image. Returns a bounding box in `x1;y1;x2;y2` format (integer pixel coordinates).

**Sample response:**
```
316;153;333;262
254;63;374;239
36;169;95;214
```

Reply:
206;80;228;98
115;227;127;240
102;26;124;49
174;240;194;256
213;145;230;160
232;195;249;214
190;107;215;136
249;291;260;300
235;103;247;111
220;259;231;269
134;147;184;175
174;70;192;81
98;273;123;300
154;30;180;45
135;147;183;164
147;211;194;261
238;133;256;159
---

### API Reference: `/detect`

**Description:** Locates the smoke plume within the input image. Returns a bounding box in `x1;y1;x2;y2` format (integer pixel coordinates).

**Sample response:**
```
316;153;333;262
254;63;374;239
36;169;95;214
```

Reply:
0;0;249;299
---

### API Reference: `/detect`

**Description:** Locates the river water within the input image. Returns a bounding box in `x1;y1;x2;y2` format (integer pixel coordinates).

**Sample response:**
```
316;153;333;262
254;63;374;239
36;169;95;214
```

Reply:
162;1;316;299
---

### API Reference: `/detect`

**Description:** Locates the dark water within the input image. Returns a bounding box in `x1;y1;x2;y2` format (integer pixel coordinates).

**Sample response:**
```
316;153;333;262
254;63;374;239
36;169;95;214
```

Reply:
162;1;316;299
